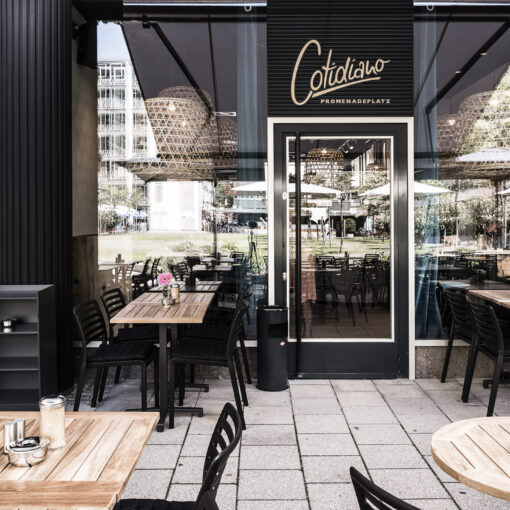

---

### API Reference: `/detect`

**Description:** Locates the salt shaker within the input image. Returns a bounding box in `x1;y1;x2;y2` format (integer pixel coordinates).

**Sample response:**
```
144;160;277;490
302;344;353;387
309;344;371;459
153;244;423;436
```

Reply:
14;418;25;443
171;283;180;303
39;395;66;449
3;421;15;454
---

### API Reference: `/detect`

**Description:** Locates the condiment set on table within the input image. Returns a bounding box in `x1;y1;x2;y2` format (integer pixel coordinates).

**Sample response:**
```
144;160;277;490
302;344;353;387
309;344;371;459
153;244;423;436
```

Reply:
3;395;66;467
158;273;180;308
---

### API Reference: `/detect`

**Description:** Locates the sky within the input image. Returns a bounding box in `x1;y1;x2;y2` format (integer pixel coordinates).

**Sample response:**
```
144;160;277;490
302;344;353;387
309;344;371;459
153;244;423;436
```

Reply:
97;22;131;62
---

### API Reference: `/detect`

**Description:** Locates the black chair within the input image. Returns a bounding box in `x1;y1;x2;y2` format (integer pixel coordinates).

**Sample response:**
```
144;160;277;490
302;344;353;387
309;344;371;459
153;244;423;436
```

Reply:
73;300;159;411
101;288;160;384
464;297;510;415
169;299;250;429
186;256;201;272
149;257;161;287
329;268;366;326
350;467;420;510
115;402;242;510
183;287;253;385
132;258;152;291
440;289;474;383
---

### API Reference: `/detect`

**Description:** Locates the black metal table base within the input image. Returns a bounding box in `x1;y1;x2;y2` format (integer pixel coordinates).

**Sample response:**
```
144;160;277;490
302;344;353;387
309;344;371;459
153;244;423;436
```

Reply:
126;405;204;432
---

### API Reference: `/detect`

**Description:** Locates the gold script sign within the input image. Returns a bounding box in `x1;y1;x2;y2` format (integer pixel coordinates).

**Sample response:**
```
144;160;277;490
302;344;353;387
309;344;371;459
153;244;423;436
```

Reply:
290;39;391;106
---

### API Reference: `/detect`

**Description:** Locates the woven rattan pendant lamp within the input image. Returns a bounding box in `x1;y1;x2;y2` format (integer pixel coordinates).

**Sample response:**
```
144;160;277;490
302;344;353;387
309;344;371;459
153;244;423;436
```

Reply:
304;148;345;187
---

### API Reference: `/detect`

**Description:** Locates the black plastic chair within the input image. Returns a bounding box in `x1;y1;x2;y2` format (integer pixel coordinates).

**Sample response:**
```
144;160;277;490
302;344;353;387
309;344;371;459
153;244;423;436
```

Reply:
101;288;160;384
169;299;250;429
73;300;159;411
329;268;366;326
132;258;152;291
149;257;161;287
464;297;510;415
350;467;420;510
441;289;474;383
115;403;242;510
184;287;253;385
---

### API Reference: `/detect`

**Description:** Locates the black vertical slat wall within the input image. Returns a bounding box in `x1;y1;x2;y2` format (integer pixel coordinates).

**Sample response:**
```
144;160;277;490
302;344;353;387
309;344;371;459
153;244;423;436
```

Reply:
0;0;73;390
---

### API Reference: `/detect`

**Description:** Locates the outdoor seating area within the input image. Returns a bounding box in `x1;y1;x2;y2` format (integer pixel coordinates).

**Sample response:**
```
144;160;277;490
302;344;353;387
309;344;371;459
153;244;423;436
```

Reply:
40;375;509;510
5;0;510;509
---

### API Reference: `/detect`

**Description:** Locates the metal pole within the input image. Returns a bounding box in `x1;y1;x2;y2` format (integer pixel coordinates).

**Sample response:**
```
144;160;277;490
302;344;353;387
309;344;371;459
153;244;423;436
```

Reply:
295;134;302;376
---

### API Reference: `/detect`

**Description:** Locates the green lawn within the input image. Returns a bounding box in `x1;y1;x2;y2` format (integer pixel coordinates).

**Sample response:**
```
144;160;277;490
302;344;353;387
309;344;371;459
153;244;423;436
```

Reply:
98;231;388;267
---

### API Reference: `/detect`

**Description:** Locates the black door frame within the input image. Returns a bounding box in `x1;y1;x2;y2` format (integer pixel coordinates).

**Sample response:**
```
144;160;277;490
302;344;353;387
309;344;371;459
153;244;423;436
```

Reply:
272;120;411;378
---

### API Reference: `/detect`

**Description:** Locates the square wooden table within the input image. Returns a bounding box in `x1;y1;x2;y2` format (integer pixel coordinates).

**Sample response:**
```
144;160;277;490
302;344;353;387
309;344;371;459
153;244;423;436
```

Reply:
0;411;157;509
111;292;215;431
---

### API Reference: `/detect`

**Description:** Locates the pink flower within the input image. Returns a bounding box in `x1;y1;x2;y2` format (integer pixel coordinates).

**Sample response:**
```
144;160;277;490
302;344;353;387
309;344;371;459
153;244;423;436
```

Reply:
157;273;173;287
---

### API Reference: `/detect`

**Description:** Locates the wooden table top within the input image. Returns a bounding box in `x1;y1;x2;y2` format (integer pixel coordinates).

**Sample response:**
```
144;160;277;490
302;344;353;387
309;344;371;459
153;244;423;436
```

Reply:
468;289;510;308
432;416;510;501
469;289;510;305
438;280;510;291
0;411;158;509
111;291;215;325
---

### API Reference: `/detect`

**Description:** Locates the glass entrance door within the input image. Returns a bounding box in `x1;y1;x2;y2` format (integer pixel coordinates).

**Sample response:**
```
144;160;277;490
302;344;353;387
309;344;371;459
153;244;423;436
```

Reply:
273;122;410;378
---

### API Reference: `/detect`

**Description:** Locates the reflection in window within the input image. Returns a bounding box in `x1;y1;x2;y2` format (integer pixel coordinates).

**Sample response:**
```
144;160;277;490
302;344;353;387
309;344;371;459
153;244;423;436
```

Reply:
415;14;510;339
95;18;267;338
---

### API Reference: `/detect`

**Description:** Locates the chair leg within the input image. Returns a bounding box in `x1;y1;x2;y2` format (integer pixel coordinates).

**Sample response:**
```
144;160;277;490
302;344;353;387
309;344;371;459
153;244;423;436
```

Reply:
141;363;148;411
487;354;504;417
190;364;195;384
347;298;356;327
178;365;185;407
114;366;122;384
154;358;160;409
74;364;87;412
98;367;109;403
228;360;246;430
239;337;252;385
91;368;102;408
441;328;455;383
462;337;479;403
234;350;249;406
168;360;176;429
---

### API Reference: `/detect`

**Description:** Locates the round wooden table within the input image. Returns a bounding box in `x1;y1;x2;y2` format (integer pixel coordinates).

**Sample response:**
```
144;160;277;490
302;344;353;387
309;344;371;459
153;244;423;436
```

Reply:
432;417;510;500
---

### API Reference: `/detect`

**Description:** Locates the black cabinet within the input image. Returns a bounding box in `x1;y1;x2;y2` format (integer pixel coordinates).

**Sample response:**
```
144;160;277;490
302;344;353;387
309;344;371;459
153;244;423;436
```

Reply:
0;285;57;410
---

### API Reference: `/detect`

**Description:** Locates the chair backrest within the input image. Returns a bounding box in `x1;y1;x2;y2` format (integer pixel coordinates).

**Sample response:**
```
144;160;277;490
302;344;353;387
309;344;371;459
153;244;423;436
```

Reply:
140;258;151;276
123;262;135;279
329;268;361;296
350;467;420;510
467;296;505;355
150;258;161;279
186;255;201;270
226;298;250;357
73;300;108;352
445;289;472;340
195;403;242;510
101;288;126;338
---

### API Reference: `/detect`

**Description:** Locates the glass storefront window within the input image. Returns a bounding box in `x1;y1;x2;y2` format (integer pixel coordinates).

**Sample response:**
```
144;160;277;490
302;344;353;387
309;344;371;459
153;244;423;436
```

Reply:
96;16;267;337
414;12;510;339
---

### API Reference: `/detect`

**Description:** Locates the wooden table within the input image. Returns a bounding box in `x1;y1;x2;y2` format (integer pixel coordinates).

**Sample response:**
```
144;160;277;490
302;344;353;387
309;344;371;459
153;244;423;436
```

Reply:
432;416;510;500
111;292;215;431
468;289;510;309
438;280;510;292
0;411;157;509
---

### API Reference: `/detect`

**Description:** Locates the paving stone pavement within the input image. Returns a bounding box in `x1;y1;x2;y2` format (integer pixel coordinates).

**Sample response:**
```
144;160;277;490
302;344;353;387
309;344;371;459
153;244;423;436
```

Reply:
66;375;510;509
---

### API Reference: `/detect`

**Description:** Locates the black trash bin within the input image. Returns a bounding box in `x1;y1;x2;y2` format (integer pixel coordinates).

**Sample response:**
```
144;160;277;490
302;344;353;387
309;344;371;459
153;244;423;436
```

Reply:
257;305;289;391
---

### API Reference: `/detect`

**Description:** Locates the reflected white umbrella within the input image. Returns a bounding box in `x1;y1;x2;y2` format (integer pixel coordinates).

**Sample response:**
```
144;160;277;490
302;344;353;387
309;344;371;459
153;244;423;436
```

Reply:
359;182;451;197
